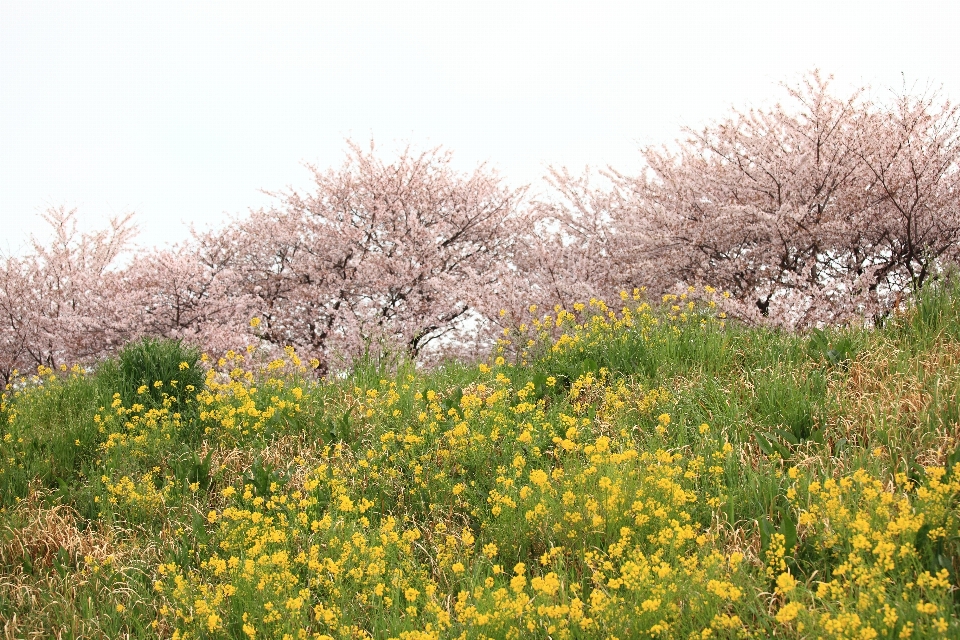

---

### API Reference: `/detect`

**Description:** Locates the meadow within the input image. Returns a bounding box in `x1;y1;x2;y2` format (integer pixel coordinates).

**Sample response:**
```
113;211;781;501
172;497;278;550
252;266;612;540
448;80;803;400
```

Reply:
2;283;960;639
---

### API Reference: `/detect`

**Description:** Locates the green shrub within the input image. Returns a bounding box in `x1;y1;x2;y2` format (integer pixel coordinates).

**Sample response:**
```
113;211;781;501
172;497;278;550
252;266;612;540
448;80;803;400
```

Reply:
97;337;203;415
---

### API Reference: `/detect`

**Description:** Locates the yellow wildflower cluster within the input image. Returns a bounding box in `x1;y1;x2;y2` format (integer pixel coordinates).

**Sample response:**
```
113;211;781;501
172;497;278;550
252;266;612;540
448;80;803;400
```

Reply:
498;290;725;367
156;340;757;638
5;289;960;638
770;466;960;638
102;471;169;522
196;349;310;446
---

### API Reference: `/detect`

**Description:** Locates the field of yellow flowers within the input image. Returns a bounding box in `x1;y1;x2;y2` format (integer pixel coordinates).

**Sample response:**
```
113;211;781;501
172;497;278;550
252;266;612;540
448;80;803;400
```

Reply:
3;285;960;639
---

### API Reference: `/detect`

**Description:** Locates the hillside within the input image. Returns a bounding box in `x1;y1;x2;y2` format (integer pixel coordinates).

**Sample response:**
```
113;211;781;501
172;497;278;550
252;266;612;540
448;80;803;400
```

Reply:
2;284;960;638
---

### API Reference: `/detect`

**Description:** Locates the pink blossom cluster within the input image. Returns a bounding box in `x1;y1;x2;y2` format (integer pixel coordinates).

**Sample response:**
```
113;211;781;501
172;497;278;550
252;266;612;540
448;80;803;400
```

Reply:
2;73;958;382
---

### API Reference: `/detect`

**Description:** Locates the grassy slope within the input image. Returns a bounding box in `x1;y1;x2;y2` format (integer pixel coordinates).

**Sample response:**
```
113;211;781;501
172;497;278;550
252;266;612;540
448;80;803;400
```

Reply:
1;285;960;639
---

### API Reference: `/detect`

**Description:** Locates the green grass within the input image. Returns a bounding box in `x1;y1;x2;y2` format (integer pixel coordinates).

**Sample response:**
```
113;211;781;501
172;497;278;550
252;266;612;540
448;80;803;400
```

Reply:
2;282;960;638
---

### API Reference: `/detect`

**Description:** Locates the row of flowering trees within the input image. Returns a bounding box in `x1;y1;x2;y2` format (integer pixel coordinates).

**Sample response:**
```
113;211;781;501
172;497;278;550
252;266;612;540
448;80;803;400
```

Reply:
2;72;959;381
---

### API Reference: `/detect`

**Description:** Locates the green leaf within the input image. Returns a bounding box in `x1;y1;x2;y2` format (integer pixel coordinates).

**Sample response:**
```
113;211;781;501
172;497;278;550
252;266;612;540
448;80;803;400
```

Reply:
832;438;848;457
780;508;798;555
759;516;774;554
755;431;773;456
771;427;799;446
761;433;791;460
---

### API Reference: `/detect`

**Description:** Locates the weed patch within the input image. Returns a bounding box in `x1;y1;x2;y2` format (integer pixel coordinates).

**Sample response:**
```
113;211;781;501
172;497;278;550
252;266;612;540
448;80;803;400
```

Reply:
3;287;960;637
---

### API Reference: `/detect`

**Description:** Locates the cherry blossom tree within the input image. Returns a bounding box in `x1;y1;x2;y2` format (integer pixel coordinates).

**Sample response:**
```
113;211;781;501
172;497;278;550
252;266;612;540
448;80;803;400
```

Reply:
601;71;960;327
0;207;136;383
479;167;626;328
0;145;527;378
0;254;35;384
848;88;960;298
121;243;255;354
3;74;957;378
202;141;526;372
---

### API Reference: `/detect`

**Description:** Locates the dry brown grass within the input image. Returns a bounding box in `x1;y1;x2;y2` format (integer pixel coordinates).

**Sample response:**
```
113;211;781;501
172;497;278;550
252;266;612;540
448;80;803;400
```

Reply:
826;336;960;466
1;501;112;574
0;487;158;640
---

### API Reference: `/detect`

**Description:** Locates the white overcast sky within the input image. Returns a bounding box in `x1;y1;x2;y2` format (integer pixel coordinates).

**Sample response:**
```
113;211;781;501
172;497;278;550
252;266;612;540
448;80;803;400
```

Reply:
2;0;959;255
